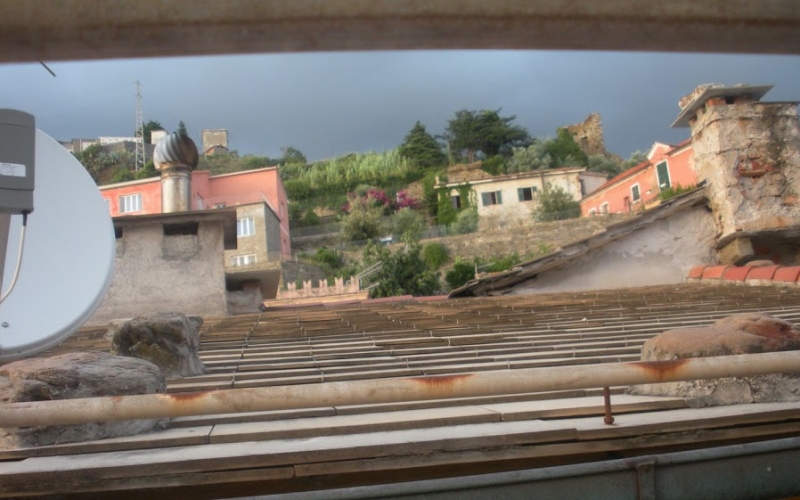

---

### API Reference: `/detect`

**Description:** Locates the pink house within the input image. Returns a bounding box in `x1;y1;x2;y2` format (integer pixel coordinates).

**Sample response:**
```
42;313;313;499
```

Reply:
580;140;696;216
100;167;291;259
100;167;291;301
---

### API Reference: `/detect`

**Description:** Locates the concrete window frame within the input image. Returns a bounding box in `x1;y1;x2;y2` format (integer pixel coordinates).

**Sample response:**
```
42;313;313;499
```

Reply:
237;217;255;237
119;193;142;214
600;202;609;214
231;254;256;267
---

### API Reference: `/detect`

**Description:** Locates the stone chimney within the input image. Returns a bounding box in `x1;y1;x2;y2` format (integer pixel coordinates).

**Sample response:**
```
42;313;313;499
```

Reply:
673;83;800;265
153;132;199;213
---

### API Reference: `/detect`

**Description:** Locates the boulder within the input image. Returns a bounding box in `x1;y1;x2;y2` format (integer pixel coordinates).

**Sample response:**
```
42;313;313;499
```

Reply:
0;352;165;449
632;313;800;406
641;312;800;361
109;312;206;377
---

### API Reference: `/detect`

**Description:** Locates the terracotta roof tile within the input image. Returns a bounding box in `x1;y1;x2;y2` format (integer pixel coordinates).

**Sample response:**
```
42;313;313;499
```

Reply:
745;265;780;281
774;266;800;283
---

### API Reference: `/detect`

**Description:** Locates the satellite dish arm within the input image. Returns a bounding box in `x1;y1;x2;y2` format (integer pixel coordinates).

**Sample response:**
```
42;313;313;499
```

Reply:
0;211;29;305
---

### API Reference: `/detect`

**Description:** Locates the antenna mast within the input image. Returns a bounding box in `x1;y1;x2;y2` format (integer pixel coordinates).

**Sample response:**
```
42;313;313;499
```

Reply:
134;80;145;171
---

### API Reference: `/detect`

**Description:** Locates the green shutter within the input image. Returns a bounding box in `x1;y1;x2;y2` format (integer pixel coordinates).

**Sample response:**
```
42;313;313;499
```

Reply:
481;192;491;206
496;191;502;204
657;162;671;189
517;188;524;201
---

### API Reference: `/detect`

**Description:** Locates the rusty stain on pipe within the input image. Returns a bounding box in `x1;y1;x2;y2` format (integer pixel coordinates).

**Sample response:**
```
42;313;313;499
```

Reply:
1;351;799;428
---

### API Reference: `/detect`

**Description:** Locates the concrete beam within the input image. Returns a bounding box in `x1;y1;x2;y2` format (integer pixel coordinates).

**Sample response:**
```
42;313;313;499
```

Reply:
1;1;800;63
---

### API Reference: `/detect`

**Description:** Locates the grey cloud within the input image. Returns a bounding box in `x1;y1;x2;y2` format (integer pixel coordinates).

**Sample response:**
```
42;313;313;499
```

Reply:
1;51;799;162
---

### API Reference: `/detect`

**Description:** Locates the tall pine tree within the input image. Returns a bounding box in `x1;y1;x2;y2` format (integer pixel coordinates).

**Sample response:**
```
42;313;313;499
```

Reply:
398;121;446;170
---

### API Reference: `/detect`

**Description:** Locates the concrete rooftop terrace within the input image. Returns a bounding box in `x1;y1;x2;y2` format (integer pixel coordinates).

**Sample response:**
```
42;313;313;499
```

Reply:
2;283;800;499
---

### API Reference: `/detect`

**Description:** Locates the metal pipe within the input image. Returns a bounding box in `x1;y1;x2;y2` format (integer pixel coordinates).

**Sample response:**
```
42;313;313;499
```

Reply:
1;351;799;428
153;132;199;213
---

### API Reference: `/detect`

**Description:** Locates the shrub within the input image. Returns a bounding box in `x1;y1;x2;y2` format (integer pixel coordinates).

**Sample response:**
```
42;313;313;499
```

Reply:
450;207;479;234
369;243;440;298
422;242;450;270
339;194;384;243
659;183;696;202
391;208;425;242
534;185;580;222
445;260;476;289
481;155;507;176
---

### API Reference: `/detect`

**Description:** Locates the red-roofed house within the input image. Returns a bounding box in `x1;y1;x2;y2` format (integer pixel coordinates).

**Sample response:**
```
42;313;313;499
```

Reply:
580;139;696;216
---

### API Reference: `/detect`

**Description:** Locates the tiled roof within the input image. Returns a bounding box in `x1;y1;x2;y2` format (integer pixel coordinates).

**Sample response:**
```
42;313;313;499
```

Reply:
3;282;800;497
688;264;800;285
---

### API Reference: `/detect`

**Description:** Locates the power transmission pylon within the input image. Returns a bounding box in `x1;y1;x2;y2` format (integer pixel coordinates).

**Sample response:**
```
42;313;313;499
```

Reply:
134;80;145;171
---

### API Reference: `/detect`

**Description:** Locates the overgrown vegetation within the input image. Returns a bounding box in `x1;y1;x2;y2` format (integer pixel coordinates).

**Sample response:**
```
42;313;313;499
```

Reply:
364;243;440;298
445;261;476;289
659;183;697;202
422;242;450;270
533;185;581;222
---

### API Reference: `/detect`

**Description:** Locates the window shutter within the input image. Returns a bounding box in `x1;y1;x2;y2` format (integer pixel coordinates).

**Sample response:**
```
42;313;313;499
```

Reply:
481;192;491;206
496;191;502;205
517;188;524;201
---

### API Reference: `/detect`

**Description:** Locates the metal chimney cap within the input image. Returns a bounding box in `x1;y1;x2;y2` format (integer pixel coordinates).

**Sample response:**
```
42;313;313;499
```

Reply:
153;132;199;171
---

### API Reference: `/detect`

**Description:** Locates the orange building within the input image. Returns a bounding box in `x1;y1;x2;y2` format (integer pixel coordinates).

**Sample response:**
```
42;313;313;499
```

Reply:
100;167;290;299
580;140;696;216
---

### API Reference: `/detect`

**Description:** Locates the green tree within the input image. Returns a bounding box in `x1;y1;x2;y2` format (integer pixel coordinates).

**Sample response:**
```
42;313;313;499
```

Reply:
442;109;530;162
445;260;476;289
587;154;622;176
534;184;581;222
391;208;425;242
422;242;450;270
177;120;188;137
508;140;553;173
421;170;441;218
437;189;458;226
544;128;588;167
280;147;307;165
398;121;446;170
142;120;164;144
340;194;384;243
622;150;648;169
450;206;479;234
367;243;440;298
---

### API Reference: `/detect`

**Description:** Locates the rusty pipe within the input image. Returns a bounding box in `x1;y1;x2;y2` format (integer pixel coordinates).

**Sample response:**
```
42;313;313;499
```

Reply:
2;351;800;428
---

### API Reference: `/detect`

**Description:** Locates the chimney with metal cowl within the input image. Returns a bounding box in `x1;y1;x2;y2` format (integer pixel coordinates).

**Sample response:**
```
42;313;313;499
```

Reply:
153;132;199;213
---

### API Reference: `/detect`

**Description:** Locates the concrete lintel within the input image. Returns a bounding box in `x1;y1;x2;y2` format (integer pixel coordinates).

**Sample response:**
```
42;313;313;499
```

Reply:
2;1;800;63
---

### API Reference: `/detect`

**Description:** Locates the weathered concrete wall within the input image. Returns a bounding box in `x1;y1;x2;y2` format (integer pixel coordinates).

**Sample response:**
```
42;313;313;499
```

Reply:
690;100;800;241
510;206;717;294
473;170;584;224
87;220;229;325
225;202;282;269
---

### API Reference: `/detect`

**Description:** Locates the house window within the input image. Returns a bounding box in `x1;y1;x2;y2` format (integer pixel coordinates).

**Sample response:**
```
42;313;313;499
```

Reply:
656;161;671;190
600;202;609;214
481;191;503;206
631;184;641;202
231;254;256;267
196;195;205;210
450;195;461;210
119;194;142;213
588;208;597;216
517;187;533;202
237;217;255;237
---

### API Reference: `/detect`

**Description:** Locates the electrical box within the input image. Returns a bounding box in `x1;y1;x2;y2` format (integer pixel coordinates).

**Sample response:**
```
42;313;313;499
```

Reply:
0;110;35;214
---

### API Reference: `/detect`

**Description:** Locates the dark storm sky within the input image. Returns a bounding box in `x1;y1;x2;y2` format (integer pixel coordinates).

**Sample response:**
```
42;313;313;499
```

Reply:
2;50;800;161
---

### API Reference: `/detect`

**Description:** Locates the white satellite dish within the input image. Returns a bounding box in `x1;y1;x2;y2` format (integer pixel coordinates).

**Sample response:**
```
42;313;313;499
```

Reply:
0;129;115;361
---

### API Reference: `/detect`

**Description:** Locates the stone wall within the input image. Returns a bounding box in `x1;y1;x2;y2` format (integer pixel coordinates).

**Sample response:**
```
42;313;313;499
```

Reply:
565;113;606;157
435;213;636;262
87;220;229;325
690;99;800;242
